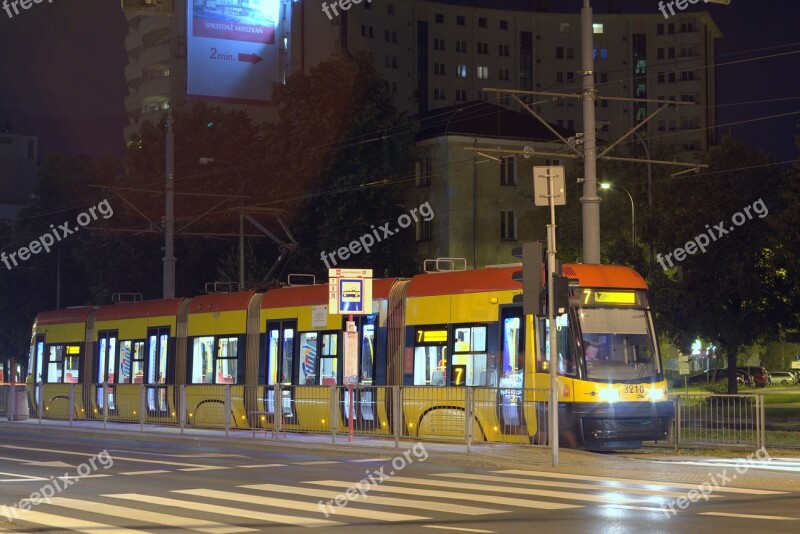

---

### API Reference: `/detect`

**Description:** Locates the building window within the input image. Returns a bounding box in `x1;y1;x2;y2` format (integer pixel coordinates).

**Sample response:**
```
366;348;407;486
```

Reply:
567;47;575;59
668;47;676;58
593;23;604;34
434;38;445;51
456;64;467;78
680;70;696;81
387;4;394;15
478;18;487;28
477;42;488;55
500;157;517;186
657;72;665;83
435;13;444;24
498;68;511;81
668;23;675;34
385;30;397;43
681;141;699;151
498;44;510;57
658;120;666;131
680;45;696;57
416;219;432;242
500;20;509;30
566;71;574;82
416;156;432;186
434;63;445;75
681;21;697;33
361;25;374;38
385;56;398;68
680;94;696;103
434;88;446;100
556;47;564;59
668;72;676;83
657;23;664;35
657;48;664;59
593;48;608;61
498;93;510;105
477;91;488;101
455;89;467;102
456;40;467;53
560;23;570;33
500;211;517;240
457;15;465;26
391;81;397;94
477;66;489;79
556;71;564;83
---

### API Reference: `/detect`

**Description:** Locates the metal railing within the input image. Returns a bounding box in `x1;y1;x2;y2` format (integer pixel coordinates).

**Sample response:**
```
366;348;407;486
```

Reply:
671;393;765;449
7;384;784;452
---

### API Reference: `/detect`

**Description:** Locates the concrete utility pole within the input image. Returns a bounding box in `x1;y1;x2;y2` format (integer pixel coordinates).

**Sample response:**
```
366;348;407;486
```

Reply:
580;0;601;264
163;111;176;299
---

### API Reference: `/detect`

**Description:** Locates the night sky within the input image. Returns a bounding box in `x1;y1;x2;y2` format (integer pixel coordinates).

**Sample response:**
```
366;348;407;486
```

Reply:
0;0;798;162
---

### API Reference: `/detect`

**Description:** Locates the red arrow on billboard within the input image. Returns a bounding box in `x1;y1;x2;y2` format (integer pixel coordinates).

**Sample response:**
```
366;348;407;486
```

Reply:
238;53;263;64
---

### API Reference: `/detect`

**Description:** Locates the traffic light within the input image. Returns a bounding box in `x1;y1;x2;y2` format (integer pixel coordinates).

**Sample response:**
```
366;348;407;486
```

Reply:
512;242;545;316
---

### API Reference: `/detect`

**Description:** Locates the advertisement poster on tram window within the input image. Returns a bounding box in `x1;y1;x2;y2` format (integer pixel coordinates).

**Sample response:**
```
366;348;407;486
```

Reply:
187;0;286;104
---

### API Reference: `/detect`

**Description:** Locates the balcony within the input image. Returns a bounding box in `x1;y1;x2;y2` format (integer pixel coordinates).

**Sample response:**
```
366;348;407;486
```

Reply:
139;42;171;69
121;0;174;16
124;31;142;57
124;61;142;85
138;76;171;101
139;15;171;42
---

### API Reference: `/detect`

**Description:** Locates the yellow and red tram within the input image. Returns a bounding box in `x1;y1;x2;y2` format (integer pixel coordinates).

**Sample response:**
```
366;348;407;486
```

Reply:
26;263;672;449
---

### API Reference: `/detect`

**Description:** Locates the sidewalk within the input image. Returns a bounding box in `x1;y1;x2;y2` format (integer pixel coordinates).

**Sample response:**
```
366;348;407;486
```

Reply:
3;418;800;491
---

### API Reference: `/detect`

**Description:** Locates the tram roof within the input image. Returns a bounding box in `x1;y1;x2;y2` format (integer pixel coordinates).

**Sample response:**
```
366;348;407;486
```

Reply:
406;264;647;297
35;307;96;326
188;291;255;314
94;298;185;321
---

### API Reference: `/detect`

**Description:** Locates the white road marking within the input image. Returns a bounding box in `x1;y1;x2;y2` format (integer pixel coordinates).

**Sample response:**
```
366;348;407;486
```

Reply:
47;497;256;533
0;445;219;470
294;461;341;465
699;512;797;521
4;508;153;534
434;472;700;499
178;467;232;472
0;471;48;480
177;488;428;522
303;480;579;510
237;464;287;469
422;526;495;533
346;458;392;463
119;470;170;476
105;493;342;528
385;476;643;505
601;504;675;513
243;483;506;516
497;470;787;495
658;459;800;473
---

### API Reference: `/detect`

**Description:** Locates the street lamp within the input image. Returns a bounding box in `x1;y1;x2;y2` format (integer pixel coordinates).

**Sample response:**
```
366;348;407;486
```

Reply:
599;183;635;246
198;157;245;289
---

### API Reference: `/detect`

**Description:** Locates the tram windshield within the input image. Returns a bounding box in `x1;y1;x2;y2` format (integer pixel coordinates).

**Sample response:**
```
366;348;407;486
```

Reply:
578;307;661;382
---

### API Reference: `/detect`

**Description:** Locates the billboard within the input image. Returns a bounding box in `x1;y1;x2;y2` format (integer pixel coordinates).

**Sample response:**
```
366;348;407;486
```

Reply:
187;0;287;104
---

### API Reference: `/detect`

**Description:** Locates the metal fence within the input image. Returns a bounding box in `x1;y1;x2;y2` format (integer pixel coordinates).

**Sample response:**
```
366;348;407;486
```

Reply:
5;384;783;452
671;393;765;449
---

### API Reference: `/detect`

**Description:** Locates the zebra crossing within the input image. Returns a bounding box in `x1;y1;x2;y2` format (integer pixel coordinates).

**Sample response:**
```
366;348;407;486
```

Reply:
2;469;795;532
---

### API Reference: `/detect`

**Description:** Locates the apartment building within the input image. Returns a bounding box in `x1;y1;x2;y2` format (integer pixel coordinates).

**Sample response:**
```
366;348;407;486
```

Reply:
0;130;38;220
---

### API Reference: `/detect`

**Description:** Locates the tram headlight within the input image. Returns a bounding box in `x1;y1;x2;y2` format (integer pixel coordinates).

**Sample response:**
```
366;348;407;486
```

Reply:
598;387;620;403
647;387;666;401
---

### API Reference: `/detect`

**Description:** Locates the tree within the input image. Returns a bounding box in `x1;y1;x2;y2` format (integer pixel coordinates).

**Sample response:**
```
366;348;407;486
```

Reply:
263;53;419;278
648;138;783;393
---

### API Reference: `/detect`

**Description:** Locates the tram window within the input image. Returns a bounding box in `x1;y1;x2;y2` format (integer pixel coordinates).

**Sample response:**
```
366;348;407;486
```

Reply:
131;342;145;383
64;350;80;383
46;345;63;383
537;314;576;376
107;338;117;384
451;325;488;386
119;342;131;383
361;320;375;384
267;329;279;385
281;328;295;384
216;337;238;384
192;337;215;384
33;340;44;384
298;332;318;385
501;316;523;387
319;333;338;385
414;346;446;385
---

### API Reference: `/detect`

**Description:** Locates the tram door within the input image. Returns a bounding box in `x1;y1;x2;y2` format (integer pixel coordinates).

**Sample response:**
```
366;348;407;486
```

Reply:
498;307;525;431
342;314;378;429
146;327;170;415
265;321;296;420
29;336;45;405
96;331;118;411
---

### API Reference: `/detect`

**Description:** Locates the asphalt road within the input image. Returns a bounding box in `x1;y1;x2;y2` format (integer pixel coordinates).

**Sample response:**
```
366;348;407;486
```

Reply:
0;431;799;533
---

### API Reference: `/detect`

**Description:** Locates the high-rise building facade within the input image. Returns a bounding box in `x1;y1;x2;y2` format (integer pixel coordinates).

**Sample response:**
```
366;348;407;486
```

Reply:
0;131;38;220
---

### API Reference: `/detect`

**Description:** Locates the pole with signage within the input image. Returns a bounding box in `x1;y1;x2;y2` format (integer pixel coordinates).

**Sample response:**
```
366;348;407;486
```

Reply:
329;269;372;443
534;166;566;467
